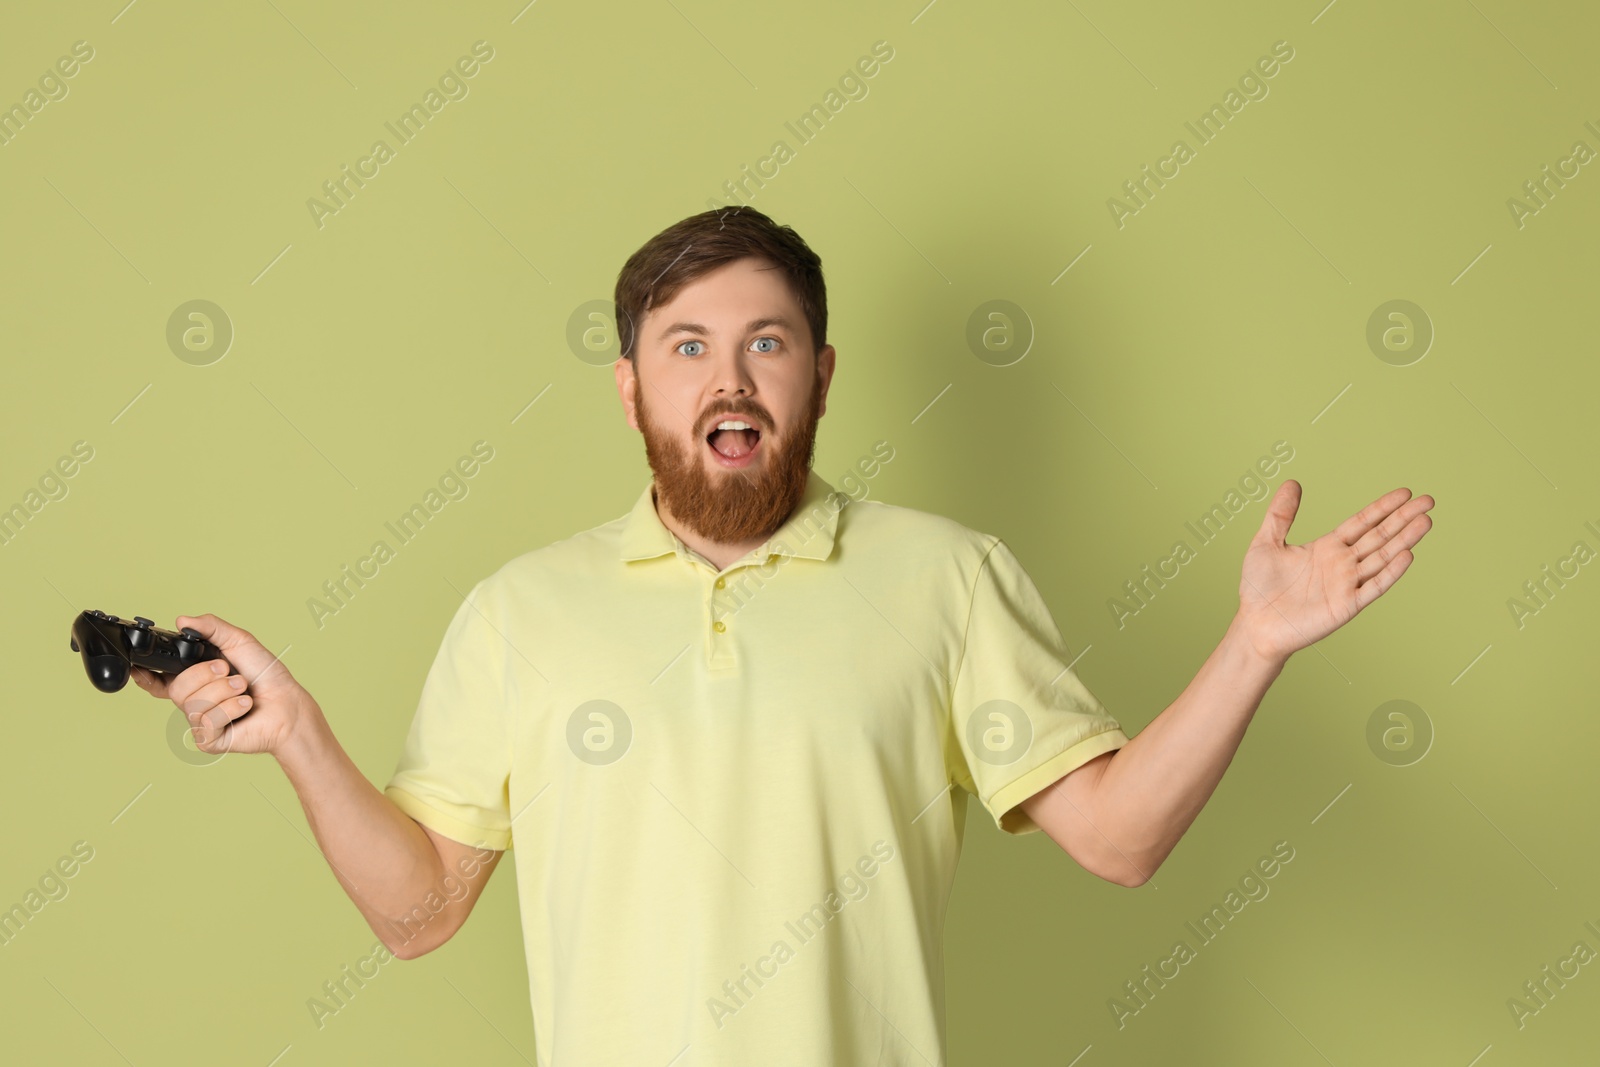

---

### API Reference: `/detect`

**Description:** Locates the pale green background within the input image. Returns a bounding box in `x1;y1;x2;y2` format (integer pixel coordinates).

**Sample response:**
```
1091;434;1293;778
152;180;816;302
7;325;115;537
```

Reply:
3;0;1597;1063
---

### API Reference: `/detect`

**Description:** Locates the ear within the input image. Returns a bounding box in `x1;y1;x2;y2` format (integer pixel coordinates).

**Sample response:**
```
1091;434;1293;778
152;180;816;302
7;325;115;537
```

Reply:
816;344;837;419
614;356;640;431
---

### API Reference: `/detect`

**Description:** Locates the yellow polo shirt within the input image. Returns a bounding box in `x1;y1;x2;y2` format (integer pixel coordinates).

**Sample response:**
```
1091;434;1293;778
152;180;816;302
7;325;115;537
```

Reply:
384;469;1129;1064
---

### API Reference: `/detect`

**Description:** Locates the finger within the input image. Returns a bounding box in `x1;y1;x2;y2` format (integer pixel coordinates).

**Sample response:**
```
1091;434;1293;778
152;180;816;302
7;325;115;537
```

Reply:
194;690;254;747
1354;513;1433;583
166;658;234;708
1355;549;1415;610
1332;487;1414;547
194;716;238;756
1351;494;1435;561
180;674;252;720
210;721;236;755
129;666;171;700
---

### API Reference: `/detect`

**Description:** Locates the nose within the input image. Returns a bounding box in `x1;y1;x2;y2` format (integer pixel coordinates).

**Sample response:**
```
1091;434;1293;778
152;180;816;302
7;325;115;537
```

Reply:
708;343;757;403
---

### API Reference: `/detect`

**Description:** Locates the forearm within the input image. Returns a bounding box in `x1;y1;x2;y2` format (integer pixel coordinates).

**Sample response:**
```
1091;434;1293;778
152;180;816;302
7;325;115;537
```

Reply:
1090;611;1287;883
271;702;452;951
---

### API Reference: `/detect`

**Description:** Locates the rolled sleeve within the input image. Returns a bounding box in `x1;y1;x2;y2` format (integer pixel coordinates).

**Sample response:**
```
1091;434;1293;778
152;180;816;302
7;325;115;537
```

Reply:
948;538;1130;835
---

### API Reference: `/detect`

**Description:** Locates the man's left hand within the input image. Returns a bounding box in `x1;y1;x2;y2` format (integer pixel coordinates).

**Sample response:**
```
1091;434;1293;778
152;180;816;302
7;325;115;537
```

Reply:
1235;480;1435;663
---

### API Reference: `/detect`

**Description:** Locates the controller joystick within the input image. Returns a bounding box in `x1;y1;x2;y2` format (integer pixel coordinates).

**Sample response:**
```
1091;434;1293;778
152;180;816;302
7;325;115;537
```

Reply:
69;611;226;694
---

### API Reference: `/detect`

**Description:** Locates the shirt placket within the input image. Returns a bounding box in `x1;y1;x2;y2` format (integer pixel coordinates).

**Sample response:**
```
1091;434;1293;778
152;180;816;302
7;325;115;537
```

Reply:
674;540;744;672
706;568;737;671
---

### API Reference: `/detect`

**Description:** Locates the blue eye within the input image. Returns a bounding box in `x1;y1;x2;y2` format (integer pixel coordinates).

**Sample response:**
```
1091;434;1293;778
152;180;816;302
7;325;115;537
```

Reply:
674;337;781;357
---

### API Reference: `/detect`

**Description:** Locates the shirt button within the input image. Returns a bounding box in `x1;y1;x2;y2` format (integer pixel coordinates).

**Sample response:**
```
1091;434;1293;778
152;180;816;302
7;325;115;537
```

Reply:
713;620;726;633
715;577;725;589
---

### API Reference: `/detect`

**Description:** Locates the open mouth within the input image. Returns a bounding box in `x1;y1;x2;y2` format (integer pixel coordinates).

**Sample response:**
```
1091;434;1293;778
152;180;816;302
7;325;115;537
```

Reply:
705;422;762;467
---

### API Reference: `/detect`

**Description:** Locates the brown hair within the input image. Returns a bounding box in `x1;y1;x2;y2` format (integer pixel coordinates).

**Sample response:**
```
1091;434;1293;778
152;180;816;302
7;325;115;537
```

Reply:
613;206;828;363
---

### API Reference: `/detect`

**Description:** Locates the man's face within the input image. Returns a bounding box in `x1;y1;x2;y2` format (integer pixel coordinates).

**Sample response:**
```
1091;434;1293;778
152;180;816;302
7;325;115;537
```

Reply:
615;256;836;546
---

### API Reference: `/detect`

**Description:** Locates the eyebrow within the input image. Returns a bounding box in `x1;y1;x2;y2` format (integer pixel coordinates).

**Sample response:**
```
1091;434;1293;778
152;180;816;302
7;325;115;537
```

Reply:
655;316;797;344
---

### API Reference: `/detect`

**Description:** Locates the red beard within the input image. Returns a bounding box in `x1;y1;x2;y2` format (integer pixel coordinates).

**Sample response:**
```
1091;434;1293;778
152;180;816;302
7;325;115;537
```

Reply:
635;370;823;546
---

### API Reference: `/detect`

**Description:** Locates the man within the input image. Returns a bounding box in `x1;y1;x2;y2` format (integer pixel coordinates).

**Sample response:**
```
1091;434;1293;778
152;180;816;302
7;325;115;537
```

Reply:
135;207;1434;1064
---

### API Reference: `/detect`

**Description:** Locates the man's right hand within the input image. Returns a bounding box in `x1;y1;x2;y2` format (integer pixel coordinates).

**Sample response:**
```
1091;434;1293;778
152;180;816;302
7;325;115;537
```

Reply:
131;613;315;757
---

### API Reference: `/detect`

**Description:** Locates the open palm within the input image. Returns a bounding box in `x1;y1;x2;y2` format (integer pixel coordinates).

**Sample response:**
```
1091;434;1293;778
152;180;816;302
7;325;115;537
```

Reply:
1236;481;1435;663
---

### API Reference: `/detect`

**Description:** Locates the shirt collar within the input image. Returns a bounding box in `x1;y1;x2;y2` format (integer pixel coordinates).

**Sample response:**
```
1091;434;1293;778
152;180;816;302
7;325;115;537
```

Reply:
619;469;847;565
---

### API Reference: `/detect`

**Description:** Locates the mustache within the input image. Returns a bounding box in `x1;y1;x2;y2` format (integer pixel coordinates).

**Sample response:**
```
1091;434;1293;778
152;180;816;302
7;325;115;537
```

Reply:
698;405;771;434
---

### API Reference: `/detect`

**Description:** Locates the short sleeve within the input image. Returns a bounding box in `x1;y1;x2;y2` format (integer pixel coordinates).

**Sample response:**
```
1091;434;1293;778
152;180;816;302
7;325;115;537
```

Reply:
948;538;1130;835
384;579;513;850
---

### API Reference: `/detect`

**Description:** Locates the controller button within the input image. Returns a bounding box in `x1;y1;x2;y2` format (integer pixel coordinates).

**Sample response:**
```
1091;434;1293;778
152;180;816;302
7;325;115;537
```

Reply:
134;617;154;628
180;627;205;640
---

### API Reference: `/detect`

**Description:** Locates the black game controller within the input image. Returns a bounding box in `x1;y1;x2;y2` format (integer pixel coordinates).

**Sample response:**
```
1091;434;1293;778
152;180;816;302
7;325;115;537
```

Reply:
70;610;225;693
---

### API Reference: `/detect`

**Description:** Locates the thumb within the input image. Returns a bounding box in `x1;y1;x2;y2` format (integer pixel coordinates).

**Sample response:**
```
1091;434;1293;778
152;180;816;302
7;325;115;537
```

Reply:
175;614;288;689
174;613;256;654
1254;479;1301;548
